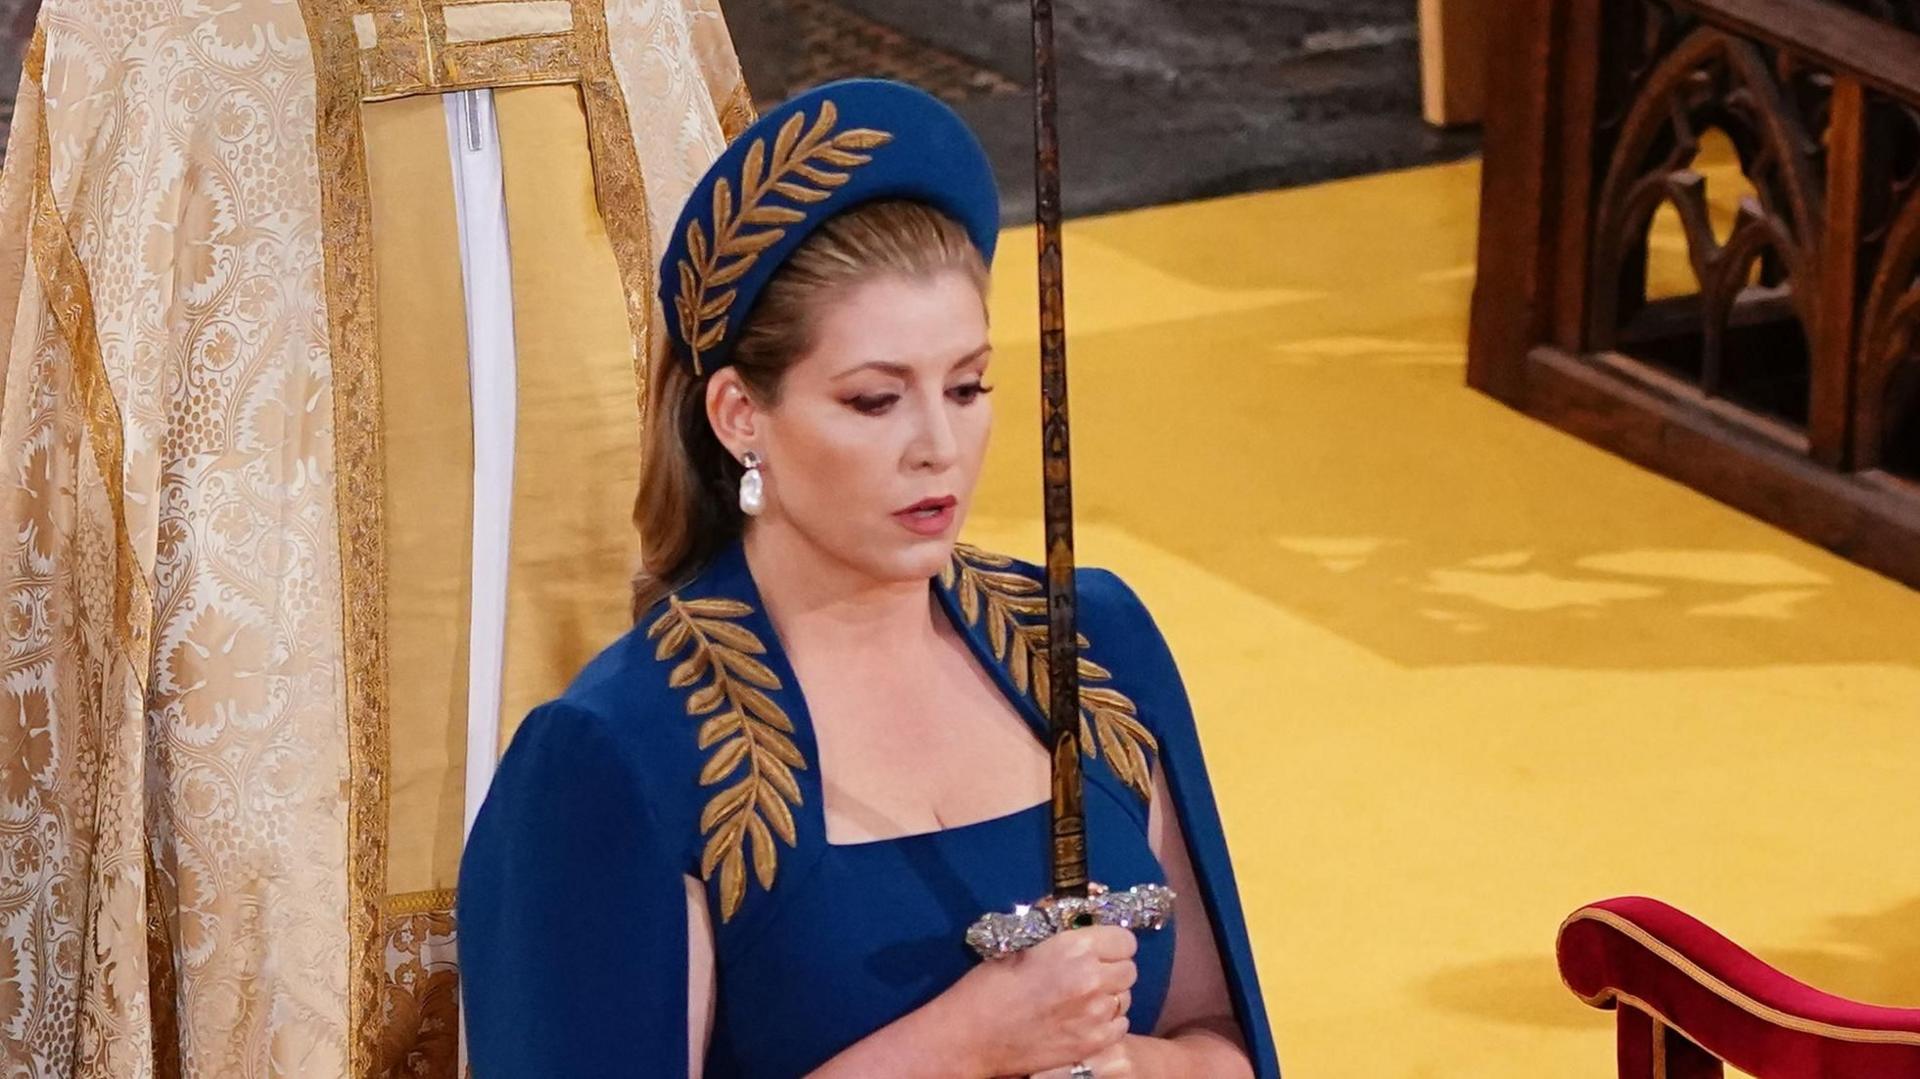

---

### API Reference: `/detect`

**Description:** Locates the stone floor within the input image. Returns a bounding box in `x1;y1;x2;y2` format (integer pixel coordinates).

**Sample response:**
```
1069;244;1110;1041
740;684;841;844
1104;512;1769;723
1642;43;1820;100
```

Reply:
0;0;1479;218
729;0;1480;220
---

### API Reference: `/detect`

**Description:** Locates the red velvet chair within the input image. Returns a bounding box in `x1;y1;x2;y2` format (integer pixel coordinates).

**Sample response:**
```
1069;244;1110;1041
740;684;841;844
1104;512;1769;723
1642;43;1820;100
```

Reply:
1557;897;1920;1077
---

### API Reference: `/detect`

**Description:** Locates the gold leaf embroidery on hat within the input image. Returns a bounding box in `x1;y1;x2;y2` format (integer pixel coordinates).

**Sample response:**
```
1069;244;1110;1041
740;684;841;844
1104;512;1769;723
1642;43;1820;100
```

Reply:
676;101;894;374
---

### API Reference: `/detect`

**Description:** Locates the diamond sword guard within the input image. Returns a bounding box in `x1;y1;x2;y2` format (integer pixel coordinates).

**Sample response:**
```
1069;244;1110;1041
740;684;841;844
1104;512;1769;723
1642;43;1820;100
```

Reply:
965;0;1173;962
967;883;1177;960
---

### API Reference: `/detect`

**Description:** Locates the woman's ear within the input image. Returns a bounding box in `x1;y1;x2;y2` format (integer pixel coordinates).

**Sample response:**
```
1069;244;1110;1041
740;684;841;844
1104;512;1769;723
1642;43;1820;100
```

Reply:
705;368;761;460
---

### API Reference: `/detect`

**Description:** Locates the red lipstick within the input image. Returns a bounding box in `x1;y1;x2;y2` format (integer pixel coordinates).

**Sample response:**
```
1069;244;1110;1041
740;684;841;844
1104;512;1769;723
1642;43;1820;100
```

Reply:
893;495;958;537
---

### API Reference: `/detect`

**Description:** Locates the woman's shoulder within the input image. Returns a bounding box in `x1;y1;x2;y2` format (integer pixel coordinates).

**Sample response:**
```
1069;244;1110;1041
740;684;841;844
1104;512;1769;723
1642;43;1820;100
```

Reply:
510;614;716;813
544;619;675;734
563;614;675;710
944;543;1167;645
944;545;1186;792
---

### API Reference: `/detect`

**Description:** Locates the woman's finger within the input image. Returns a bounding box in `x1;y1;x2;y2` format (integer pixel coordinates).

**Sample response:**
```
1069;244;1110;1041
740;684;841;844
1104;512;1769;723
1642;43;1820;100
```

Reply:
1087;926;1138;961
1098;959;1138;993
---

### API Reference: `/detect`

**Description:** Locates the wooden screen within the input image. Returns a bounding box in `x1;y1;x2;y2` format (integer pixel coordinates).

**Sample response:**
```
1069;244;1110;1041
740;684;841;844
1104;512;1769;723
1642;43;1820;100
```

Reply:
1469;0;1920;587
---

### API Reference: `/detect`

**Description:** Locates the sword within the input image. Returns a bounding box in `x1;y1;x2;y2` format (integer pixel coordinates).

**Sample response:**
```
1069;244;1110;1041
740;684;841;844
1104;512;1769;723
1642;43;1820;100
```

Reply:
964;0;1173;962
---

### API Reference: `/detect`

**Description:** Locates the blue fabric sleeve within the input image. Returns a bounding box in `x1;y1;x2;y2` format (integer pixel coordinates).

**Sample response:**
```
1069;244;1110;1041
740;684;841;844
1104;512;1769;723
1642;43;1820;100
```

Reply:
1082;569;1283;1078
458;701;690;1078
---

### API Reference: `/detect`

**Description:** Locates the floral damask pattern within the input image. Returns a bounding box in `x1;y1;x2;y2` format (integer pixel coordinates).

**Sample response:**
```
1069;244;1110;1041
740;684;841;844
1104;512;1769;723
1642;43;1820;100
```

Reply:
5;0;350;1069
1;254;155;1077
374;906;458;1079
0;673;52;805
2;0;747;1073
608;0;746;258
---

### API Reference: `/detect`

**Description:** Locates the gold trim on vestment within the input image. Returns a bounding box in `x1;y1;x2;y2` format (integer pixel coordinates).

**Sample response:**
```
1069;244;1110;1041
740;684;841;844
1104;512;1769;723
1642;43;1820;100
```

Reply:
291;0;663;1066
145;845;182;1079
439;34;578;88
384;888;459;918
355;2;583;100
25;29;153;696
357;8;432;98
719;78;756;141
571;0;658;414
292;1;392;1072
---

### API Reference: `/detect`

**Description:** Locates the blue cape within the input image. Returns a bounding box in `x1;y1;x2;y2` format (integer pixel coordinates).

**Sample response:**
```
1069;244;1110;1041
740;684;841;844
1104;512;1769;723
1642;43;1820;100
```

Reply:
460;542;1280;1076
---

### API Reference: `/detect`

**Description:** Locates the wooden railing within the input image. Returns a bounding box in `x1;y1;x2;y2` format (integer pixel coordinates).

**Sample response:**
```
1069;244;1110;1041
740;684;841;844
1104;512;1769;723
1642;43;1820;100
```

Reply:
1469;0;1920;587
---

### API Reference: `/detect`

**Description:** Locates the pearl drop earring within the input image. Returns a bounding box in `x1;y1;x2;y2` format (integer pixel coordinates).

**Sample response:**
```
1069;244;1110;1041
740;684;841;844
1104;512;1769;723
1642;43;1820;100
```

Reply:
738;451;765;516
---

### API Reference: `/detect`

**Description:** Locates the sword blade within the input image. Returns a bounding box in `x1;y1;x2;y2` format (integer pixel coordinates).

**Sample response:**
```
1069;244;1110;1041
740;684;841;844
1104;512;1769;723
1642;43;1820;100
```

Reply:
1030;0;1087;902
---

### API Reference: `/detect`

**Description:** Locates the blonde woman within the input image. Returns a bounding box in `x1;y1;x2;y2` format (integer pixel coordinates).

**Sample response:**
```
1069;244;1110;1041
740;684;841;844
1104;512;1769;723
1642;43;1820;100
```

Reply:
460;80;1279;1079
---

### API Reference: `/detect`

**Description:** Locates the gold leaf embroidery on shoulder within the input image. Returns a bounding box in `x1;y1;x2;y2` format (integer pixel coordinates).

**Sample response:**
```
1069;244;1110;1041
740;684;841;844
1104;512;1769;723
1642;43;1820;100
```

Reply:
648;595;807;922
675;100;894;374
941;546;1160;800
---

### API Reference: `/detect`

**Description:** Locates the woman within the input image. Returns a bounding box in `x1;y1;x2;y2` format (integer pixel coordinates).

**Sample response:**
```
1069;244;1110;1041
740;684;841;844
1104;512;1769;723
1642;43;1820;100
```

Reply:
459;79;1280;1078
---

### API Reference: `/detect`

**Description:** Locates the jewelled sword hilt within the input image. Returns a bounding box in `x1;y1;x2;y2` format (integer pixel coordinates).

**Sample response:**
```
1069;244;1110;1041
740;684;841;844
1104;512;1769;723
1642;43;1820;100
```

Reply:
965;882;1175;960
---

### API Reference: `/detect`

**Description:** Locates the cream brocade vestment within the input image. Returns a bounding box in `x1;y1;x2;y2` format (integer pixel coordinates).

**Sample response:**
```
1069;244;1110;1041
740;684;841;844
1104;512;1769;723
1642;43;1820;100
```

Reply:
0;0;750;1071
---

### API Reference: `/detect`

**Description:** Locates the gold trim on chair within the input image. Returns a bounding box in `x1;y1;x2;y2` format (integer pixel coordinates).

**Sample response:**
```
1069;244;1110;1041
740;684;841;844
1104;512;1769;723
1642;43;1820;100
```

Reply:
1650;1012;1669;1079
1559;907;1920;1046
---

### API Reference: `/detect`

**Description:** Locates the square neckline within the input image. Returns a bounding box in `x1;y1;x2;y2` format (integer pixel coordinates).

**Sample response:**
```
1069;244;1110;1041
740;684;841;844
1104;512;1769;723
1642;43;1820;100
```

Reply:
736;549;1058;849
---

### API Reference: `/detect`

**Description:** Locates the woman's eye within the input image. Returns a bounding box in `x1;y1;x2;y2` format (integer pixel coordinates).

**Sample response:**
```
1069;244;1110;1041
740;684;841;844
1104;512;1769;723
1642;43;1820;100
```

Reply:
846;393;898;415
948;382;994;404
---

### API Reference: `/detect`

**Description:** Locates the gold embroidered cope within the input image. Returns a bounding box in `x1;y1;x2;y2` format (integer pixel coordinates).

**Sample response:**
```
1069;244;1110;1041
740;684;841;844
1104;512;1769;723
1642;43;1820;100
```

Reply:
0;0;751;1072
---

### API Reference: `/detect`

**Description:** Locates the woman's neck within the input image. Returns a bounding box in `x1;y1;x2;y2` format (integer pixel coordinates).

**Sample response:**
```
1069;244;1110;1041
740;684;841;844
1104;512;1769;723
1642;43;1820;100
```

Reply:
741;523;939;658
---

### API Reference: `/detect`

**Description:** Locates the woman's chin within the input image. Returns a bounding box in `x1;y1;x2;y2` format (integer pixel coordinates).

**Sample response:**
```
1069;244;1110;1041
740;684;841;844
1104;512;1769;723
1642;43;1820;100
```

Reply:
863;533;959;582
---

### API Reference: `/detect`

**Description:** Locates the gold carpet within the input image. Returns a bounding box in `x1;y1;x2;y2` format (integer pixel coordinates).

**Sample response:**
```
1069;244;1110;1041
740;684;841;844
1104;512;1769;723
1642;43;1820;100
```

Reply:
964;160;1920;1077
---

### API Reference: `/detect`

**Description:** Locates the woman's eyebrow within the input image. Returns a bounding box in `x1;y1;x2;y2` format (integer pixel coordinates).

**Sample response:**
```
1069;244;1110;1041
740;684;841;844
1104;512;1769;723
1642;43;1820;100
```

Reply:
829;346;990;381
830;360;912;381
948;344;992;371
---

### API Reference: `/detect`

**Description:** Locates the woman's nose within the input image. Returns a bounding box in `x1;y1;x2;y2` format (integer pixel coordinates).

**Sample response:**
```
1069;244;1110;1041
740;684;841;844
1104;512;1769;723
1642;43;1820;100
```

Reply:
911;393;960;470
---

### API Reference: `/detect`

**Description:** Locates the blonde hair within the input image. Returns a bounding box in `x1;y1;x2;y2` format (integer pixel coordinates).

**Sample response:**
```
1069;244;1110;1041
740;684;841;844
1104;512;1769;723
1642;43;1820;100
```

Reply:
631;200;990;617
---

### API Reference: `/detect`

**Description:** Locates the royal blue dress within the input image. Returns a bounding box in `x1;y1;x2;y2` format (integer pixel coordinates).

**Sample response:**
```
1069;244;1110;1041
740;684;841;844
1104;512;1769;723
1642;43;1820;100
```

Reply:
459;541;1280;1077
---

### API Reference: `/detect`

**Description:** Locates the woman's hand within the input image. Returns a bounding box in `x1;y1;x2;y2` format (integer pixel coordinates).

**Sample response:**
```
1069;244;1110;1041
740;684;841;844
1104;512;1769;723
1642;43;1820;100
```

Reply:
1031;1036;1137;1079
942;925;1137;1078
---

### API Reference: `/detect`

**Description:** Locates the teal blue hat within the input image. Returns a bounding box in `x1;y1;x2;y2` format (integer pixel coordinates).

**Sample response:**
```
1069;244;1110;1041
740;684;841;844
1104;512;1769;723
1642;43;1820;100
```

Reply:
661;79;1001;375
